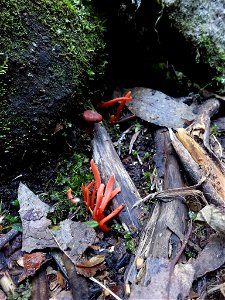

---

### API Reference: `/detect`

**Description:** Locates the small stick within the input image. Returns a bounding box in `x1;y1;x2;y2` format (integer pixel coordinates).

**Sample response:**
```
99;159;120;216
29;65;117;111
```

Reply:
167;221;193;300
0;229;18;249
90;277;123;300
132;177;207;208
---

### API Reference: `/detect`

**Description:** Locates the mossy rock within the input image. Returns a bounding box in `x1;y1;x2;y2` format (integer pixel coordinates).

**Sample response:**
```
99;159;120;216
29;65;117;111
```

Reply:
160;0;225;91
0;0;106;166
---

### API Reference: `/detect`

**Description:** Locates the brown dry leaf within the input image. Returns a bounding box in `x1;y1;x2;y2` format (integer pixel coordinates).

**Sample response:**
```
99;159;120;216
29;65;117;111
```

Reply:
18;183;57;252
75;255;105;268
23;252;46;276
52;123;64;135
195;204;225;233
18;252;47;282
130;258;195;299
192;234;225;278
75;262;106;277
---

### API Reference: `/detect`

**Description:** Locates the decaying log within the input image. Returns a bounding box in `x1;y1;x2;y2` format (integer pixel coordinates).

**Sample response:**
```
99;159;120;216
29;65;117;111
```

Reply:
186;98;225;172
170;128;225;207
126;129;189;297
92;124;142;232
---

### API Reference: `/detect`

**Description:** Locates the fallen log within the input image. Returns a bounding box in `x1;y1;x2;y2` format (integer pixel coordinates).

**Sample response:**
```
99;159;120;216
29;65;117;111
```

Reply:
92;123;142;232
170;128;225;207
126;129;191;299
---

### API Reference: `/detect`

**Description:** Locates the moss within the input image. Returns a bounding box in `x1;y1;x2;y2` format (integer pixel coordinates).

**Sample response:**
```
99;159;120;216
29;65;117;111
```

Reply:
0;0;106;82
0;0;106;156
162;0;225;90
46;152;93;224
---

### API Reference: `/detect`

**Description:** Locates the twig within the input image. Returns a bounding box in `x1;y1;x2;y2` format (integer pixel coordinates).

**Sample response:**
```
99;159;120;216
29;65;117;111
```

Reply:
90;277;123;300
132;177;207;208
117;125;133;156
167;221;193;300
0;229;18;249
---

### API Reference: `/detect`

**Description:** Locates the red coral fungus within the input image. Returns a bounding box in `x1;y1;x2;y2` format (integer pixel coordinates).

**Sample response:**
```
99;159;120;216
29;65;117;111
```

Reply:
82;160;125;232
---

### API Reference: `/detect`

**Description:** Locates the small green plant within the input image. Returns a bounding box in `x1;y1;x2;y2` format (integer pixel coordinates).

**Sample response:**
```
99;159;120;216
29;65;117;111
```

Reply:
8;280;32;300
210;124;219;136
0;55;8;75
131;150;138;157
143;152;151;160
47;152;93;223
185;249;194;259
112;224;136;253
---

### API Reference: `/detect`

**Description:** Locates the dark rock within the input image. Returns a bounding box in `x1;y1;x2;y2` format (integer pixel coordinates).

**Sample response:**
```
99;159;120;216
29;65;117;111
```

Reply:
0;0;106;171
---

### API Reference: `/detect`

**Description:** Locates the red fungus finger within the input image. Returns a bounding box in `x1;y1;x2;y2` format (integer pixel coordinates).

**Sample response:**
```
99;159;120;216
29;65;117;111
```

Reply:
116;100;127;122
90;159;101;189
124;90;132;98
103;176;114;202
91;184;97;211
99;223;110;233
86;180;95;190
107;187;121;202
99;187;121;215
86;188;91;211
93;183;105;220
97;97;132;108
98;204;125;229
67;188;80;205
109;114;116;124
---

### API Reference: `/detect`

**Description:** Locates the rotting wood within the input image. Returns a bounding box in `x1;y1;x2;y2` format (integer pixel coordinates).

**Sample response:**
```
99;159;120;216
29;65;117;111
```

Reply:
175;128;225;205
92;123;142;232
169;129;225;207
126;129;189;293
186;98;225;173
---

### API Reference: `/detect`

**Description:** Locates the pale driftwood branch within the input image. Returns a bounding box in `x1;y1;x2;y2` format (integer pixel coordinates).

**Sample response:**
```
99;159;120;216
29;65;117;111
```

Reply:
92;123;142;232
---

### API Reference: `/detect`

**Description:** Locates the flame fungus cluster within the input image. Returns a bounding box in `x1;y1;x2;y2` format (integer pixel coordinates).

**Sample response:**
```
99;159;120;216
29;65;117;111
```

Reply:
98;91;132;124
67;160;125;232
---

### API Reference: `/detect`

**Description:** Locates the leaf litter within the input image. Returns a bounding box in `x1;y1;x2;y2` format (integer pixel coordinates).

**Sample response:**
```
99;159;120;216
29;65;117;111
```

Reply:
3;88;225;299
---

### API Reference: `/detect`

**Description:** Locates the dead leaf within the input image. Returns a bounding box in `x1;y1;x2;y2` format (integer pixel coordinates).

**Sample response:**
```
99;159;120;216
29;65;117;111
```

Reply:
18;183;57;252
52;123;64;135
196;204;225;233
130;258;195;299
75;255;105;268
49;290;73;300
18;252;48;282
51;219;96;264
23;252;46;276
75;263;105;277
192;234;225;278
126;87;197;128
